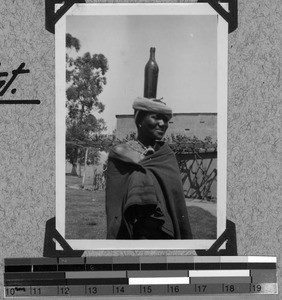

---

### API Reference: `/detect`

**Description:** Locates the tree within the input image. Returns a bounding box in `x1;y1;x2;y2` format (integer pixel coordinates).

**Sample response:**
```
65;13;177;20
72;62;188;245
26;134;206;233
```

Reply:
66;115;106;172
65;33;109;175
66;51;108;121
66;33;80;52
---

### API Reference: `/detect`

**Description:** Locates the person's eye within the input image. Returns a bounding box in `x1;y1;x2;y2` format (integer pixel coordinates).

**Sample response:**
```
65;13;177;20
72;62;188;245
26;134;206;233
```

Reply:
156;114;168;122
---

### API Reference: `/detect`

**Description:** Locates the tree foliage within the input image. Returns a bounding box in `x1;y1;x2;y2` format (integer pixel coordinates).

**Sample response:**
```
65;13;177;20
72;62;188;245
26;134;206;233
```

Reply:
65;33;109;175
118;132;217;153
66;33;81;52
167;134;217;153
66;51;108;121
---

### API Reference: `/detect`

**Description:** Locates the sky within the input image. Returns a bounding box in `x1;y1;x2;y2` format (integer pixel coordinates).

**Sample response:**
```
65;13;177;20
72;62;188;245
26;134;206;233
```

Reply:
66;14;217;133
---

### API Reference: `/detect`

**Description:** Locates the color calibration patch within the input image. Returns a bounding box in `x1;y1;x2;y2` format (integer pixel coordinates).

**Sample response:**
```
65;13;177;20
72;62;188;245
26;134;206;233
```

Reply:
4;256;278;297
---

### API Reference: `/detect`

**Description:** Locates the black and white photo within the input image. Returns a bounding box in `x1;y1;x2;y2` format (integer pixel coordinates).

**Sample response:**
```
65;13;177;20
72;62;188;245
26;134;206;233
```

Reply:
55;3;228;250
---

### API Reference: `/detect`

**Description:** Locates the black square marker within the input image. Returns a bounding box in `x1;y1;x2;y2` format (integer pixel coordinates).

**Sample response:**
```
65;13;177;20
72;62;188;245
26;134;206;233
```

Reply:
168;263;194;270
33;264;57;272
195;263;221;270
220;263;248;269
5;265;32;273
58;264;85;271
141;263;167;270
86;264;112;271
113;264;140;271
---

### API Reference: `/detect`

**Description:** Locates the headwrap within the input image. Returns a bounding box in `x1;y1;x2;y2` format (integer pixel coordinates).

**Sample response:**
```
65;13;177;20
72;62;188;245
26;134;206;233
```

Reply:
132;97;173;120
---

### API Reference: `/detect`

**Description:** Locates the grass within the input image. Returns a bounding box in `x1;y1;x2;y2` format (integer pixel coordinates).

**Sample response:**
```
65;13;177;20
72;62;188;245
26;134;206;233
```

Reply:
187;206;216;239
65;176;216;240
65;175;106;239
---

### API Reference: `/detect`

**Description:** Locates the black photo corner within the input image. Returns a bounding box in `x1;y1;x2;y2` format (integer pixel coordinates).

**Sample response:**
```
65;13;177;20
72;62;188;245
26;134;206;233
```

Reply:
2;1;280;298
43;218;237;257
44;0;239;256
45;0;86;34
3;1;280;297
45;0;237;34
196;220;238;256
46;0;239;257
43;218;84;258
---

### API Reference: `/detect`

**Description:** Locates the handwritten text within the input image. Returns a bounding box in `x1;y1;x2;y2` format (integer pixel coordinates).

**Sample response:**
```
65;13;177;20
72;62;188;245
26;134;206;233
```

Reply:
0;63;30;96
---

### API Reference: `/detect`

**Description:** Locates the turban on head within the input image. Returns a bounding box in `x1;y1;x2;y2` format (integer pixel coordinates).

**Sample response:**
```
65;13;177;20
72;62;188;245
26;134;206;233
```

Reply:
132;97;173;121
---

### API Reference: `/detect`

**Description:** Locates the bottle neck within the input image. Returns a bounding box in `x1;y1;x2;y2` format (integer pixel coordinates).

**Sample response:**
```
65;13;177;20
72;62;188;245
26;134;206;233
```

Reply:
150;48;156;60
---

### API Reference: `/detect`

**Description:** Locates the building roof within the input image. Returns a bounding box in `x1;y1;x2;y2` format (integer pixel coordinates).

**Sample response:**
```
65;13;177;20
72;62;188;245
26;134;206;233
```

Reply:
115;112;217;118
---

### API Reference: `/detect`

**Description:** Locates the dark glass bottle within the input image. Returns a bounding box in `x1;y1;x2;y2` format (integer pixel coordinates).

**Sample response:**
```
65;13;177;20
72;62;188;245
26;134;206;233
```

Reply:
144;47;159;99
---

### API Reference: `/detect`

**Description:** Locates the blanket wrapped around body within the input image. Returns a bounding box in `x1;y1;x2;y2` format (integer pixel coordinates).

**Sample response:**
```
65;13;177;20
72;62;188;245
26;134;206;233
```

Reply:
105;142;192;239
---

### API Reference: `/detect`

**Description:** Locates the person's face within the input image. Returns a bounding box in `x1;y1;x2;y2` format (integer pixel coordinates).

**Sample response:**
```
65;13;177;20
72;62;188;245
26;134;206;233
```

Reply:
139;112;169;142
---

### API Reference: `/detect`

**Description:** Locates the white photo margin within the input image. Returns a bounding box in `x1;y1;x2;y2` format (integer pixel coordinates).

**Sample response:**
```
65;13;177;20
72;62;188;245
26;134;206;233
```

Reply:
56;3;228;250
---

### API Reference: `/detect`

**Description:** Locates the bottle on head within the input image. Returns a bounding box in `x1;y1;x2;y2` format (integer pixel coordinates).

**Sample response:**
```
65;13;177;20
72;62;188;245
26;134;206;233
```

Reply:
144;47;159;99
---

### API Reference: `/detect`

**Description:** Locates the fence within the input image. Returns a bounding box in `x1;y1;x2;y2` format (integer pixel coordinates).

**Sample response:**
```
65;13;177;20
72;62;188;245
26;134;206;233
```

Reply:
66;142;217;200
176;151;217;201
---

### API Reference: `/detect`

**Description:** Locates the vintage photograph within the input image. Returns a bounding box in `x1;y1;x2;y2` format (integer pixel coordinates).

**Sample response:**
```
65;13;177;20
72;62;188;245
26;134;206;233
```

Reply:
56;3;228;250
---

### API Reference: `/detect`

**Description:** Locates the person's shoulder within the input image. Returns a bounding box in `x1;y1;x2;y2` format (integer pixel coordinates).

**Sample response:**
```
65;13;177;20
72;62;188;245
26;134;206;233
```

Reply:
110;141;142;164
111;143;129;154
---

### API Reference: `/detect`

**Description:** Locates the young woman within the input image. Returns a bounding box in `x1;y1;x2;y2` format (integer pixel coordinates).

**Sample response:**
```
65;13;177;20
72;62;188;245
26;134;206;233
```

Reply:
106;97;192;240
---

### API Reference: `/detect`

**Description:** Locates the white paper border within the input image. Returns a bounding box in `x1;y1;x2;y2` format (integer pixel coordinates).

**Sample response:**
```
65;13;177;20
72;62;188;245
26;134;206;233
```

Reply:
56;3;228;250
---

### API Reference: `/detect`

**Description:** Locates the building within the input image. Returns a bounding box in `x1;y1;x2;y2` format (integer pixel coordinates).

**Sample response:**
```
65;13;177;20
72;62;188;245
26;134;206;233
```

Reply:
115;113;217;141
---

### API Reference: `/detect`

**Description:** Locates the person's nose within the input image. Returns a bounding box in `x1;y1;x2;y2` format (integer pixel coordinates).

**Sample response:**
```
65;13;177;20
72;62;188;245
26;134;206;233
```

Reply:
157;119;167;128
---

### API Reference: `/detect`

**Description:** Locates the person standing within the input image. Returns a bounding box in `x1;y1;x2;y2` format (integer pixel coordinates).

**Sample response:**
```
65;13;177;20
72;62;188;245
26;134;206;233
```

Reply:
105;97;192;240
